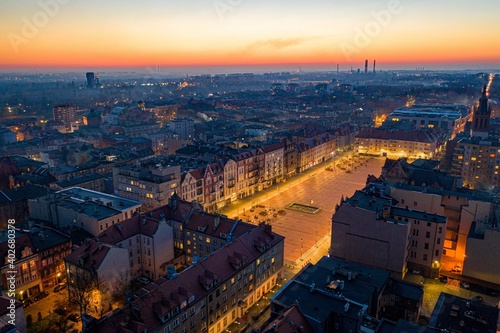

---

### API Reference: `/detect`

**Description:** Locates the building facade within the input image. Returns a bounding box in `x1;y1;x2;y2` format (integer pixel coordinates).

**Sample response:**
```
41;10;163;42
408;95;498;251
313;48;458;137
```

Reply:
451;137;500;190
356;129;439;159
113;160;181;210
92;223;285;333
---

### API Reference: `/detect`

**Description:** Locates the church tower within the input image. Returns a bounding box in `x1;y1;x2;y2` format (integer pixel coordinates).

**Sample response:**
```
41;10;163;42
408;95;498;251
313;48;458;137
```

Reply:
470;85;491;139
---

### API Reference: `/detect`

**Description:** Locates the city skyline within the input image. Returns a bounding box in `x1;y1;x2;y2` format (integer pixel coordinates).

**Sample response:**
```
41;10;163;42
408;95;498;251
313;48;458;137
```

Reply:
1;0;500;72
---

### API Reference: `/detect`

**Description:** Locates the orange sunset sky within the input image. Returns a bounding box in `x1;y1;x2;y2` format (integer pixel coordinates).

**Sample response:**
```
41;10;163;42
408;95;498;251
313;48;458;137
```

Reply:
1;0;500;72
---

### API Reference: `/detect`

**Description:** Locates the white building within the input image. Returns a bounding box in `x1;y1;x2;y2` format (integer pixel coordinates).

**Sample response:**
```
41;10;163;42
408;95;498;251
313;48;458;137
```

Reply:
28;187;142;236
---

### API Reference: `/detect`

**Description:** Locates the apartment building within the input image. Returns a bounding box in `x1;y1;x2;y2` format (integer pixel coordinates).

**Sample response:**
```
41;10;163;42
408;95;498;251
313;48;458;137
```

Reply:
91;223;285;333
385;205;446;278
97;214;175;281
261;143;284;187
387;182;493;264
330;192;410;278
282;139;298;179
463;222;500;285
29;187;141;236
169;118;194;140
356;129;440;159
113;159;181;210
0;225;71;299
232;150;259;199
296;133;336;172
0;233;40;301
270;256;423;333
451;137;500;190
64;240;130;315
387;104;469;133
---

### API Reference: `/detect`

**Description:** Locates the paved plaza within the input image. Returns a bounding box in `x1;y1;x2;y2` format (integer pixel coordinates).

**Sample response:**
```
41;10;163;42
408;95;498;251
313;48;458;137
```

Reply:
221;156;386;265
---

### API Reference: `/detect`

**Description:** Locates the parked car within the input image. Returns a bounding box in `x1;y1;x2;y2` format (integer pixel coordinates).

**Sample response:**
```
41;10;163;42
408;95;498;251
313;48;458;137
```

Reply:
34;291;49;301
54;306;69;316
472;296;484;303
67;313;81;322
461;281;470;289
22;299;33;308
137;277;150;284
439;276;448;283
452;264;462;273
54;283;67;292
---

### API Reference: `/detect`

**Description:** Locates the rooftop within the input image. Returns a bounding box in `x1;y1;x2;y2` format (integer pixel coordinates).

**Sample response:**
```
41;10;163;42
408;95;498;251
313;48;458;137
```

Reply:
57;187;142;211
291;256;390;312
93;223;284;332
428;292;498;333
56;173;104;188
389;206;447;224
64;239;115;271
271;280;364;333
356;128;438;143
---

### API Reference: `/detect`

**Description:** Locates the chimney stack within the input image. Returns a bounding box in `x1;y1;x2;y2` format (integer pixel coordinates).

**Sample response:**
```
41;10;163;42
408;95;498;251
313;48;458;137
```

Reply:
373;60;376;73
364;59;368;74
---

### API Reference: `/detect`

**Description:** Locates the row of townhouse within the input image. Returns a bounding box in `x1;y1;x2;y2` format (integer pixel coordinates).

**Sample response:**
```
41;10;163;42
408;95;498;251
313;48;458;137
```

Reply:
179;137;338;213
355;128;441;159
295;133;337;172
0;225;71;301
115;136;338;214
64;195;258;288
180;144;284;213
62;195;284;333
91;222;284;333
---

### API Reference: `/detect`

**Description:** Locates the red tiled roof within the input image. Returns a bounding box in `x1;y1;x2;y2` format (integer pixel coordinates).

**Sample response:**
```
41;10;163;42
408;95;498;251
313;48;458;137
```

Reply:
261;304;315;333
262;143;283;153
64;239;113;270
93;224;284;333
356;128;437;143
98;213;160;244
0;234;35;266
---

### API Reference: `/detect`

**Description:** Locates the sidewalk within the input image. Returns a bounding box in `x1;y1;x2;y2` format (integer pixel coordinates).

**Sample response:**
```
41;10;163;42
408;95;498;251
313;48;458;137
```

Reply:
225;287;280;333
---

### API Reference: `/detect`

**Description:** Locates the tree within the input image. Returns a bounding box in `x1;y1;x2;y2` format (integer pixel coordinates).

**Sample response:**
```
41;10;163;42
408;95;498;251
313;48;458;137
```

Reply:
68;267;101;318
26;314;33;328
110;270;132;307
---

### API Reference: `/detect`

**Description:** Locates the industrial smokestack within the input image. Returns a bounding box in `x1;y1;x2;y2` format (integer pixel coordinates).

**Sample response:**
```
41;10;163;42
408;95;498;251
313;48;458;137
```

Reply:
364;60;368;74
373;60;376;73
337;64;339;75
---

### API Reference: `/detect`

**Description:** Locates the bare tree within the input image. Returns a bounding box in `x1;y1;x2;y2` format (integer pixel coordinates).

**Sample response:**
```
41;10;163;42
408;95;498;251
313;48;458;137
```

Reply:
68;268;101;317
110;270;132;307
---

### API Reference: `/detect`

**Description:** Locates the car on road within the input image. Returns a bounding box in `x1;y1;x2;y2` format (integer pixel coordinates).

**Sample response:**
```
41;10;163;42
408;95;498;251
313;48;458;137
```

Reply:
461;281;470;289
22;299;33;308
452;264;462;273
67;313;81;322
137;277;150;284
54;306;69;316
54;282;67;292
439;276;448;283
34;291;49;301
472;296;484;303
